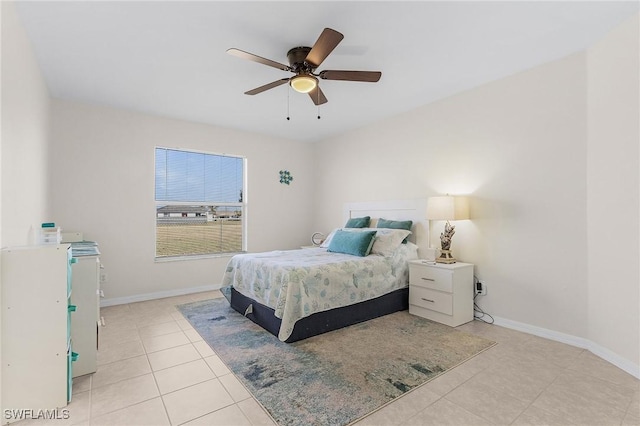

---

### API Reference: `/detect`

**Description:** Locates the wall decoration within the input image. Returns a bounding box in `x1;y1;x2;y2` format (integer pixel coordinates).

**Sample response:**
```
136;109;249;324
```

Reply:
279;170;294;185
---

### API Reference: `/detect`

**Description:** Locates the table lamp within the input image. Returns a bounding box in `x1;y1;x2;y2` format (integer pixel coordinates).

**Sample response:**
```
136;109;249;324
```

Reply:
426;195;469;263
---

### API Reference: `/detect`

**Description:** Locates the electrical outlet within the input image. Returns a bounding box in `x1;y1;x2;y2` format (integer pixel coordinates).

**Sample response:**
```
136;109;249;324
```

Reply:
100;272;108;283
476;281;487;296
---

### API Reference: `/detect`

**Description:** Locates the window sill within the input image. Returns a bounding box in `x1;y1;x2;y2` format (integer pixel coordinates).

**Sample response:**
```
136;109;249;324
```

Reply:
154;252;245;263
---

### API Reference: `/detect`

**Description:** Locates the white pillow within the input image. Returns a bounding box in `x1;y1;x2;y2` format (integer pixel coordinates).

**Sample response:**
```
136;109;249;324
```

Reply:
369;228;412;256
321;227;411;256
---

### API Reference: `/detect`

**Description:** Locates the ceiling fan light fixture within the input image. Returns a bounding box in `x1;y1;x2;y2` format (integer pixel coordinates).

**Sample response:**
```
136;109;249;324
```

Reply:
290;74;318;93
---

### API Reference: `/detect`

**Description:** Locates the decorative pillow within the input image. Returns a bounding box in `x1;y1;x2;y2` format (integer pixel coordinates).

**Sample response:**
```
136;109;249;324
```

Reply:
320;228;339;248
370;228;412;256
327;230;377;257
344;216;371;228
377;218;413;243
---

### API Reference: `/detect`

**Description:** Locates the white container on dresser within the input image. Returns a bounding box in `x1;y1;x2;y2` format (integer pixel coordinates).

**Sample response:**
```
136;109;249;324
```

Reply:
408;260;474;327
70;253;101;377
1;245;73;417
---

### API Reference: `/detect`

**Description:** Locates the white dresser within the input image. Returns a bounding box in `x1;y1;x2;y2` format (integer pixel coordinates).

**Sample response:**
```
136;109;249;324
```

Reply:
1;245;73;418
408;260;474;327
70;254;101;377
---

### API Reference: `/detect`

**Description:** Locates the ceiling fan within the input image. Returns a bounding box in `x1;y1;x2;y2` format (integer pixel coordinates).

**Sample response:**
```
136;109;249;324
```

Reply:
227;28;381;106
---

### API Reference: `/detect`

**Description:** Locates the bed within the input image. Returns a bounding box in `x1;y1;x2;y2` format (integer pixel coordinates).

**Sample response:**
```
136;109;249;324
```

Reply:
222;199;428;343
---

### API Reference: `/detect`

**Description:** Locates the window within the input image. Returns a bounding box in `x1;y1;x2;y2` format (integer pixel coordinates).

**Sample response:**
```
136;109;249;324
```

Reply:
155;147;245;259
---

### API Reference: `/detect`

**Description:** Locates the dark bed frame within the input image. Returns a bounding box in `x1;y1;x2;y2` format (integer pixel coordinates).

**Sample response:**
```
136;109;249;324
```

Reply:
230;287;409;343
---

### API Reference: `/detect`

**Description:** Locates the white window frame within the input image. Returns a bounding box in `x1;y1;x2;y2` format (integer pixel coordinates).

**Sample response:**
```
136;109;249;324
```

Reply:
154;146;247;261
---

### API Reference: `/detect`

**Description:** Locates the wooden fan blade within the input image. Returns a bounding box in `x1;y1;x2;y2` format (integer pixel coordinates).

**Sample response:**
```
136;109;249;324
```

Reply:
305;28;344;68
227;48;290;71
245;78;290;95
308;85;328;105
319;70;382;82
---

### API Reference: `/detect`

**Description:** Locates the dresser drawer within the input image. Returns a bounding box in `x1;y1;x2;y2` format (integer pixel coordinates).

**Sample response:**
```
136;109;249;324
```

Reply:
409;265;453;293
409;286;453;316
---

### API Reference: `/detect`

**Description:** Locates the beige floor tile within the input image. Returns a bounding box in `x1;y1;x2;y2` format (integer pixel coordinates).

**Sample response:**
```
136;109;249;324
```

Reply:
468;357;562;403
356;386;440;425
567;350;640;390
531;370;629;425
91;354;151;389
154;359;216;395
193;340;216;357
128;299;166;311
204;354;232;376
90;373;159;418
218;373;252;402
189;290;224;301
171;310;188;321
97;339;145;366
142;330;190;353
622;411;640;426
512;405;580;426
519;335;584;368
444;374;530;424
403;398;492;425
182;403;252;425
176;318;194;331
99;326;141;347
72;374;92;393
184;327;204;342
161;379;235;425
133;312;177;327
30;390;90;426
137;320;182;339
89;397;170;426
147;343;202;371
99;316;138;332
237;398;277;426
100;304;132;317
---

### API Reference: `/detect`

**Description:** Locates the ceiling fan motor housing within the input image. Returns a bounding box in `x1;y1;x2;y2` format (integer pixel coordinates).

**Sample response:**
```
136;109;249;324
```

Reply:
287;46;314;72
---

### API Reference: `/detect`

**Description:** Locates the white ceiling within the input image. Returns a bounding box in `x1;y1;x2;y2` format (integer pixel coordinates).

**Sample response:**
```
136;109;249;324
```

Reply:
15;1;639;143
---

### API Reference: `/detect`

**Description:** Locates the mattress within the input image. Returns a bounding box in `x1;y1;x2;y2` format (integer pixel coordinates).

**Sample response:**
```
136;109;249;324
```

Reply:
222;243;418;341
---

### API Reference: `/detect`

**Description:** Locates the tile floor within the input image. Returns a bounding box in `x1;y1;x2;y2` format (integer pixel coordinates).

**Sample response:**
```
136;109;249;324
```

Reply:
18;291;639;425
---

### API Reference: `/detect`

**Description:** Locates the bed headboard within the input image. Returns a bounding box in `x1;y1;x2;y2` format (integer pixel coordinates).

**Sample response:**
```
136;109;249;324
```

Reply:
343;199;429;257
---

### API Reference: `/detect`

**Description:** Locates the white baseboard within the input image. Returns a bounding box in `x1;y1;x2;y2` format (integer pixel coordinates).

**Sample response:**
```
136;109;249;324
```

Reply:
100;284;221;307
493;315;640;379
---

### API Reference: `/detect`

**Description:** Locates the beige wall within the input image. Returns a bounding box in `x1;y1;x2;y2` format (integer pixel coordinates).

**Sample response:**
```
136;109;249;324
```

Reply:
587;15;639;368
313;52;590;339
311;14;640;374
1;0;53;412
50;100;315;301
1;0;51;247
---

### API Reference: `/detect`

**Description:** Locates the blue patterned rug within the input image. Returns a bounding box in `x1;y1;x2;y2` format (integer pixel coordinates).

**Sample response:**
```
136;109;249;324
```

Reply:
178;296;495;426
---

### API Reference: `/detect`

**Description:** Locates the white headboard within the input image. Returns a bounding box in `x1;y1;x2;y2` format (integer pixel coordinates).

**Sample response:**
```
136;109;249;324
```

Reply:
343;199;428;257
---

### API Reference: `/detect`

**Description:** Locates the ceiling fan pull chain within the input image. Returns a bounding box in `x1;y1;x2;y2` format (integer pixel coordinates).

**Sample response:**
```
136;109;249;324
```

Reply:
317;90;321;119
286;85;290;121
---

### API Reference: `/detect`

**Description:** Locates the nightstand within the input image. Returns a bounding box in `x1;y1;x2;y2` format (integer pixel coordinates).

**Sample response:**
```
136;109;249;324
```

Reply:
408;260;474;327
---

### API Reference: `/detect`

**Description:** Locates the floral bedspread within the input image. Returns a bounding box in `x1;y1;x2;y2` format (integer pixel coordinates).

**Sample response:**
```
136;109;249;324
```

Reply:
222;244;418;341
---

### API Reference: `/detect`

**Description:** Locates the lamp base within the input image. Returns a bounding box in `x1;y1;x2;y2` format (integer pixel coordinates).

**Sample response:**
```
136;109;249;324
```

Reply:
436;250;457;264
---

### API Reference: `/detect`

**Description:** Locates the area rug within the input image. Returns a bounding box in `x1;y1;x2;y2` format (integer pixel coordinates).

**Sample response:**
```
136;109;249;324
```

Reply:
178;297;495;426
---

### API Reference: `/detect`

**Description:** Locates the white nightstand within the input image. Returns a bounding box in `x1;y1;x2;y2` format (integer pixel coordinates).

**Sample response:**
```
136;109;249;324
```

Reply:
408;260;474;327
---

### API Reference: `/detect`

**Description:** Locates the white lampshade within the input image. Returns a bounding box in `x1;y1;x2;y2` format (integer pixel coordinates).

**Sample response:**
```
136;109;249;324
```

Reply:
426;196;470;221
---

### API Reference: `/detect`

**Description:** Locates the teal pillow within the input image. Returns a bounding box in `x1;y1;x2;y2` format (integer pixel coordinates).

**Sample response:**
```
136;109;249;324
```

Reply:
377;218;413;243
344;216;370;228
327;230;377;257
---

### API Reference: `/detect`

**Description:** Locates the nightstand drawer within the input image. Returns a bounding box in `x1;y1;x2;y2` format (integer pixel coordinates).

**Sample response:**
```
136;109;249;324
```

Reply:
409;265;453;293
409;286;453;316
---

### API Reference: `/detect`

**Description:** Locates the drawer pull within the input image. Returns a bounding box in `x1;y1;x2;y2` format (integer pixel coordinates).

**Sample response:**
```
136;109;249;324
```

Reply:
421;298;435;303
421;277;435;282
